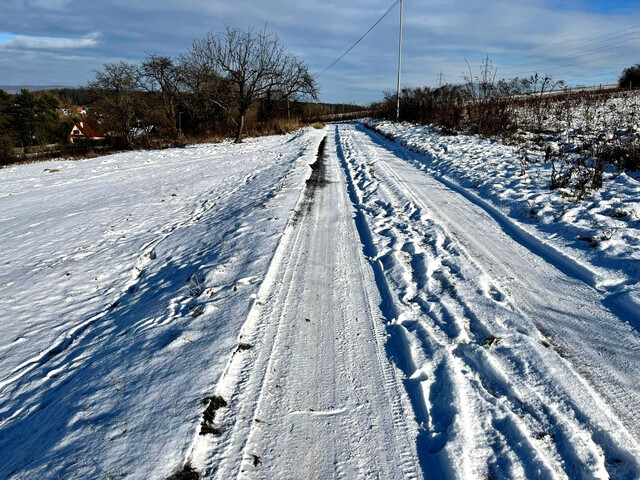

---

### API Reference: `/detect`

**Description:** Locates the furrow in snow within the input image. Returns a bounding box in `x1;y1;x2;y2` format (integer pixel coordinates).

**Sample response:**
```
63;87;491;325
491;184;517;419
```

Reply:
0;130;326;480
336;122;640;479
187;129;422;479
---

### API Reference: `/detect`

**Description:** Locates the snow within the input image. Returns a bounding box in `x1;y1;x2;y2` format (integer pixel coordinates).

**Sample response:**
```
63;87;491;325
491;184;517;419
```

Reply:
366;119;640;322
337;123;640;478
513;89;640;134
2;121;640;479
186;133;421;479
0;129;325;479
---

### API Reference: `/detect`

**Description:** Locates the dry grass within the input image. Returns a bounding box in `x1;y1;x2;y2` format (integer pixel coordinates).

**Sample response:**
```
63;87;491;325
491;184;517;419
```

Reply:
1;116;317;168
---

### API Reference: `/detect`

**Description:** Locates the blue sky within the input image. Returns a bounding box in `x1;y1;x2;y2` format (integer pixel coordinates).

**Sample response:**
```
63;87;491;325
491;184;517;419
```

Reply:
0;0;639;104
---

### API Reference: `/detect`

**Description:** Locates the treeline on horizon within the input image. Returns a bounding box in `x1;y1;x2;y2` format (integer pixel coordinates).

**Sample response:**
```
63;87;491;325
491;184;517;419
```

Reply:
372;64;640;136
0;25;365;166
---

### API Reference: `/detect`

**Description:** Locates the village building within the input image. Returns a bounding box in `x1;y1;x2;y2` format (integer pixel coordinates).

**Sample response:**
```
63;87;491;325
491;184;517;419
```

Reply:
69;122;105;143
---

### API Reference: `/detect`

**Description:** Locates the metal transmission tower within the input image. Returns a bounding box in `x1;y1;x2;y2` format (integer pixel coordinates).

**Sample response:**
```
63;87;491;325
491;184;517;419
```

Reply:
481;54;493;83
481;54;493;98
438;71;445;87
396;0;404;123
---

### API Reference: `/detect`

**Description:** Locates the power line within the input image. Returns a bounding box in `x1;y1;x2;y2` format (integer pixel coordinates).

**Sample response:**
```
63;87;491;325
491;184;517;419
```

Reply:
504;23;640;64
497;31;640;72
434;23;640;85
512;28;640;63
447;24;640;81
484;24;640;80
314;0;401;79
498;46;640;78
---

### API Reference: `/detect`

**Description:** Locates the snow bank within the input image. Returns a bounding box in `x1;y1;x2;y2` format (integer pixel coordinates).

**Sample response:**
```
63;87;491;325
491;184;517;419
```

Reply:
365;120;640;322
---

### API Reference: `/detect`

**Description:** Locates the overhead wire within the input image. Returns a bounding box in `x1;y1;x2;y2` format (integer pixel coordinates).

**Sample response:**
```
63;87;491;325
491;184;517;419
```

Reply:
314;0;401;79
504;33;640;68
504;23;640;63
498;45;640;78
310;4;639;86
462;23;640;81
503;41;640;74
496;31;640;73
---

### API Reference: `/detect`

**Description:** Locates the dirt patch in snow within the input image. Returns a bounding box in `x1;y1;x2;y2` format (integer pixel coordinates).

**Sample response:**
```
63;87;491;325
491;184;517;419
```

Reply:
306;136;329;189
199;395;228;435
167;464;200;480
291;136;329;225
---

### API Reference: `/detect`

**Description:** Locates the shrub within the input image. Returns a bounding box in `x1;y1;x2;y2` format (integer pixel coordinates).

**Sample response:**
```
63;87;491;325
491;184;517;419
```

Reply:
619;64;640;89
0;135;16;166
597;142;640;172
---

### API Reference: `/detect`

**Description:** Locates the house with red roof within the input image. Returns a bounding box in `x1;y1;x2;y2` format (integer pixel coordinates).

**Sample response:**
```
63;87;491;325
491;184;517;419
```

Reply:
69;122;105;143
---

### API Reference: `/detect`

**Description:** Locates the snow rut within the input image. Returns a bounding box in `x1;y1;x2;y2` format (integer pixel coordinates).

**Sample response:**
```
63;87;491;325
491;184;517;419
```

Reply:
336;123;640;479
183;132;422;479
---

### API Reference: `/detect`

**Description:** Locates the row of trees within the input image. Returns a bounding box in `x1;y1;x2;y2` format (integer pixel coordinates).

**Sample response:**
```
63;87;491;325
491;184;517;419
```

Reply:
373;72;566;136
0;89;72;149
90;26;318;144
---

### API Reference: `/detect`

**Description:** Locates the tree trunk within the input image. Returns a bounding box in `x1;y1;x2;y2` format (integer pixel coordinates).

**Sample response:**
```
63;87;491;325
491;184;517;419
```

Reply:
235;114;245;143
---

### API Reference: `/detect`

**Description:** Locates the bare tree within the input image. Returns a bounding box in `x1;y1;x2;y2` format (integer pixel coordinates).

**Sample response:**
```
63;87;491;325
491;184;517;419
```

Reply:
190;26;317;143
262;55;318;121
140;54;183;135
282;56;318;102
178;44;234;135
89;61;145;146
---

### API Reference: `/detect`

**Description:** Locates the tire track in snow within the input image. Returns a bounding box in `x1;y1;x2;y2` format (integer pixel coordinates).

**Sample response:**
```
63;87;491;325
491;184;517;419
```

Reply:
184;131;421;479
361;124;640;440
182;141;332;477
336;123;640;479
0;136;320;423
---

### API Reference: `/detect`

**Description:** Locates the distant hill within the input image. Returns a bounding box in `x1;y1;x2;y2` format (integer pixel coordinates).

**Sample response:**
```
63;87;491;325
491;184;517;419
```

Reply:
0;85;76;94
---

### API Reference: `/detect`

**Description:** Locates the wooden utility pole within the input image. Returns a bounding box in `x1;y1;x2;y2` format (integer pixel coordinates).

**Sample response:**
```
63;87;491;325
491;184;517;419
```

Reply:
396;0;403;123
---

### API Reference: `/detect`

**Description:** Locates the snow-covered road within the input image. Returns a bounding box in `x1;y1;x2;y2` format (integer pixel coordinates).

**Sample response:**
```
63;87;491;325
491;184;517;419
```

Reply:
187;135;421;479
337;123;640;478
2;123;640;479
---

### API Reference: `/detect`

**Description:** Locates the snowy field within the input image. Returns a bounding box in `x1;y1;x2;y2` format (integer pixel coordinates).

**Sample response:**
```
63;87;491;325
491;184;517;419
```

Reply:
1;122;640;479
0;129;325;479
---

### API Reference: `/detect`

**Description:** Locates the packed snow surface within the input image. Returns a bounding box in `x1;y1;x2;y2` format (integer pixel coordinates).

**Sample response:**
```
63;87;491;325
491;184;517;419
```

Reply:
1;122;639;479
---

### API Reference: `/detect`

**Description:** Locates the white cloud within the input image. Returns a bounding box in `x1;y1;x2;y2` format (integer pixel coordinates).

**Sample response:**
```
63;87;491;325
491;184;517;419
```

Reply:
0;32;99;50
30;0;74;9
0;0;639;102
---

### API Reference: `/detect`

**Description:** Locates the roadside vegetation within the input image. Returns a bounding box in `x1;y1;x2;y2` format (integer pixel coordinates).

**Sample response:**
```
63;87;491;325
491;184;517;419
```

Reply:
371;64;640;200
